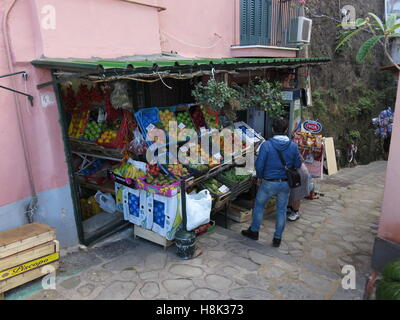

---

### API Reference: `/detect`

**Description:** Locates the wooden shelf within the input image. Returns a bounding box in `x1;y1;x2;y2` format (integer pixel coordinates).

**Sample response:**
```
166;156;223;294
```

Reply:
76;176;115;194
69;138;124;161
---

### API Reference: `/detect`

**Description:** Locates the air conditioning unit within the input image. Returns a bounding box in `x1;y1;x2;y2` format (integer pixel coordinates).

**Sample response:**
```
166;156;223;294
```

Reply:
288;16;312;44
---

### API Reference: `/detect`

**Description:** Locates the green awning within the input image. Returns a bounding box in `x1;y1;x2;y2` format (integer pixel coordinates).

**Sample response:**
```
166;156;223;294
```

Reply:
32;56;330;73
32;56;330;89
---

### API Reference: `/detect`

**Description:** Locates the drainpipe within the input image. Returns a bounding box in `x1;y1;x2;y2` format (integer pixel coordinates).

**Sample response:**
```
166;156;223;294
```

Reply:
3;0;38;223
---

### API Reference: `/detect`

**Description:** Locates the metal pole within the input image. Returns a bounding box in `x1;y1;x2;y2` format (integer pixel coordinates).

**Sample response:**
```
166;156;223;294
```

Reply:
0;85;33;106
0;71;26;79
180;179;187;231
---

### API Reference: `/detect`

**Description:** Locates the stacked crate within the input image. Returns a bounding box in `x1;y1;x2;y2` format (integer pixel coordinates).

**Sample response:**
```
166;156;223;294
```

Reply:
0;223;59;299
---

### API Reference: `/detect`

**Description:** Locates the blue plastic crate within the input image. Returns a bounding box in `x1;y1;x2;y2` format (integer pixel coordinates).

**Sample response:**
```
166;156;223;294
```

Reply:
135;107;176;146
134;108;160;141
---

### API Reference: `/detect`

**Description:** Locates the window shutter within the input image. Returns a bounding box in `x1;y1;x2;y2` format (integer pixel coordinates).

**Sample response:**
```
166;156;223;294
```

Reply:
240;0;249;45
240;0;271;46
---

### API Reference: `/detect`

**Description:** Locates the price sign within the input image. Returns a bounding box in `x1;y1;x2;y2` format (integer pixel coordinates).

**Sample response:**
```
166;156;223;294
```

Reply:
178;123;186;130
218;185;229;193
180;146;188;153
213;153;222;160
149;143;158;151
147;123;155;132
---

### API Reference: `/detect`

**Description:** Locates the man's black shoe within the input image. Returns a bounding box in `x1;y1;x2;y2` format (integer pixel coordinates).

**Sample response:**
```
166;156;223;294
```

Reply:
272;237;281;247
241;228;259;240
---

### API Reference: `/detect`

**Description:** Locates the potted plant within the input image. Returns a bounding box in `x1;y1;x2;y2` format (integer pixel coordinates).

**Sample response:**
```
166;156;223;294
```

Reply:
192;78;240;123
239;78;285;119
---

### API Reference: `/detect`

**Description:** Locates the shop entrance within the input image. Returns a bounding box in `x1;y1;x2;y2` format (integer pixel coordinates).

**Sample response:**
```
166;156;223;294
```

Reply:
53;75;200;245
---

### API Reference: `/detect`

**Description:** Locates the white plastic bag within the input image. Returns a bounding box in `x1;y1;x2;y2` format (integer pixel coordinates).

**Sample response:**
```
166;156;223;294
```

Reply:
94;191;116;213
185;190;212;231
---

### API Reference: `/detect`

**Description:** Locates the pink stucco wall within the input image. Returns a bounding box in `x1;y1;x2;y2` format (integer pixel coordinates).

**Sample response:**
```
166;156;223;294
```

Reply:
159;0;238;58
0;0;164;208
34;0;162;59
0;1;68;207
378;72;400;244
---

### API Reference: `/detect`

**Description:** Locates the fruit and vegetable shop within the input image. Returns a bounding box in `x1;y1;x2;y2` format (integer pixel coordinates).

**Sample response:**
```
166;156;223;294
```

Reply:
31;57;330;246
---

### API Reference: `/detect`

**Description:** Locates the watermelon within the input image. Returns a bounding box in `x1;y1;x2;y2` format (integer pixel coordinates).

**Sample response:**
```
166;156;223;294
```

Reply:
376;280;400;300
382;258;400;282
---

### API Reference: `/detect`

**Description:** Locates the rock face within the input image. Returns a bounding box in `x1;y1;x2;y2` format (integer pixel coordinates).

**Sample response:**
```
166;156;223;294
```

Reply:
303;0;395;165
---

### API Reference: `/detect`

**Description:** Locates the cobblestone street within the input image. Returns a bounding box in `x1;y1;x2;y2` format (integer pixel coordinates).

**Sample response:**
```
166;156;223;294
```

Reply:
5;161;387;300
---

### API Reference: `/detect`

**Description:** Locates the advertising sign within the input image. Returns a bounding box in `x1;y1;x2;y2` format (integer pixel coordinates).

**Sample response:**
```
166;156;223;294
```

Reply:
303;120;323;134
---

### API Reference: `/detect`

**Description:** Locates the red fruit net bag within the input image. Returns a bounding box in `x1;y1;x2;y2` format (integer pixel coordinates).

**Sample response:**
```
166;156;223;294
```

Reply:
128;128;148;156
98;110;135;150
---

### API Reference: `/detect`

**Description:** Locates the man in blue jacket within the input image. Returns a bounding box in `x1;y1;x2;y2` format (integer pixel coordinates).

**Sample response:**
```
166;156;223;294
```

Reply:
242;117;302;247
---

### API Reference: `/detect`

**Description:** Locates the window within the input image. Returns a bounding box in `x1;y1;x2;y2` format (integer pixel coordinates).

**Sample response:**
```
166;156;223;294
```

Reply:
240;0;272;45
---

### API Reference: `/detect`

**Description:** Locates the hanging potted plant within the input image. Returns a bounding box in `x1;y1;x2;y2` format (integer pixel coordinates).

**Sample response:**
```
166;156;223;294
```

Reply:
241;78;285;119
192;78;240;125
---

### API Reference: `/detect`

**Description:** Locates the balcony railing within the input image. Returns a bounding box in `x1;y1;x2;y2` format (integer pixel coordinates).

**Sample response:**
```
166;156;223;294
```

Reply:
240;0;301;47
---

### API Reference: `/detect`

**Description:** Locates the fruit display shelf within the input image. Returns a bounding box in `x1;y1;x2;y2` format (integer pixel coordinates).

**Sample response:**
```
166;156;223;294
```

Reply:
70;138;124;161
201;105;221;130
108;171;138;188
175;110;197;142
185;162;233;188
158;106;177;130
76;176;115;195
136;176;181;198
135;108;175;146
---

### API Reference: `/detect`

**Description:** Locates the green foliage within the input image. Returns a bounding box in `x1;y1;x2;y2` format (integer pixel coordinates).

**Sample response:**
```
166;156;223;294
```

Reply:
356;35;384;64
192;79;238;112
335;27;364;52
336;12;400;67
383;258;400;282
368;12;384;31
241;79;285;119
376;281;400;300
376;258;400;300
335;29;352;54
348;130;361;141
343;84;386;119
311;90;328;114
385;14;397;31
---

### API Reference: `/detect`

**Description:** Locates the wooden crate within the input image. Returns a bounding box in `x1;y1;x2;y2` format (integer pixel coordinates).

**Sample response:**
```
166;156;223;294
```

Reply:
227;203;252;223
0;240;59;272
0;223;58;299
265;199;276;215
233;198;276;216
0;262;59;297
0;223;56;259
134;225;174;250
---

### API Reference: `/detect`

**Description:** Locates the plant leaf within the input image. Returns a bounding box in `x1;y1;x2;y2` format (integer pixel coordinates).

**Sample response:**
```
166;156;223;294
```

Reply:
356;35;384;64
356;18;367;27
386;13;398;30
386;23;400;35
335;27;364;52
368;12;385;31
389;32;400;38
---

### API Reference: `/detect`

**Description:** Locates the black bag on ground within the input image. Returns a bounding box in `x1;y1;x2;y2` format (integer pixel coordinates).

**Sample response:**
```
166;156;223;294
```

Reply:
272;145;301;188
